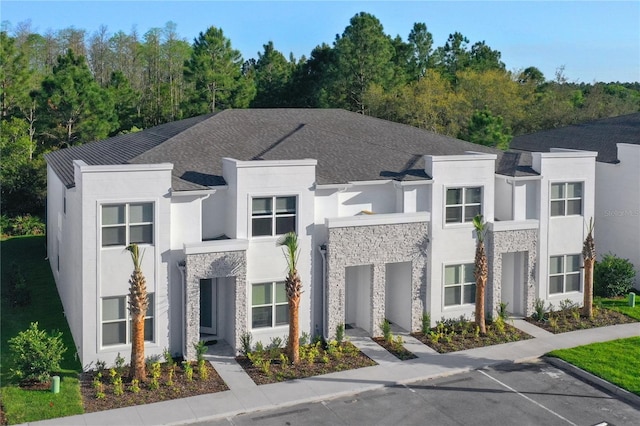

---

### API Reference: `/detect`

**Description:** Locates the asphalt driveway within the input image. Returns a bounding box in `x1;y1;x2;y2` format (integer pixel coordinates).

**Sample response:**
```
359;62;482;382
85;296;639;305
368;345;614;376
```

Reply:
198;360;640;426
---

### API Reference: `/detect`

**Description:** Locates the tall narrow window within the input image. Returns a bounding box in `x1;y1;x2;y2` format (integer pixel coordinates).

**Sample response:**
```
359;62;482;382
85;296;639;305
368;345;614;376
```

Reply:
445;187;482;224
251;282;289;328
101;293;154;346
550;182;582;216
444;263;476;306
549;255;581;294
101;203;153;247
251;196;296;237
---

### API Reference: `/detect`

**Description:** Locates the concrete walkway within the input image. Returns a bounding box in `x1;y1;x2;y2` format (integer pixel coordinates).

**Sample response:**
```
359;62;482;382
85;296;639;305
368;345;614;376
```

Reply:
28;321;640;426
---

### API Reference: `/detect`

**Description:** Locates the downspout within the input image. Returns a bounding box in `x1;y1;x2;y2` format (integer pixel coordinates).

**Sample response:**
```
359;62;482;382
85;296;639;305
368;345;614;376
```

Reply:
177;260;186;357
318;244;328;341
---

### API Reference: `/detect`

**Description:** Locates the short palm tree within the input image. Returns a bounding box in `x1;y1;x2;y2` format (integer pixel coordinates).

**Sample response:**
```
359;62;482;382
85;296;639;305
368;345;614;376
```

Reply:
278;232;302;364
582;218;595;318
126;244;148;381
472;215;488;334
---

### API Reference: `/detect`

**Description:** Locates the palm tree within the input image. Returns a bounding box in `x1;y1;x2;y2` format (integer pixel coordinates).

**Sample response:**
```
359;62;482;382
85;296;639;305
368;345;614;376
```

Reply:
126;244;148;381
472;215;488;334
278;232;302;364
582;218;595;318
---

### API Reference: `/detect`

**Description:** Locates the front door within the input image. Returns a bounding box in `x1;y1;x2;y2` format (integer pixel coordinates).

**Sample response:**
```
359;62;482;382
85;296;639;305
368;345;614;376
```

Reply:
200;278;218;335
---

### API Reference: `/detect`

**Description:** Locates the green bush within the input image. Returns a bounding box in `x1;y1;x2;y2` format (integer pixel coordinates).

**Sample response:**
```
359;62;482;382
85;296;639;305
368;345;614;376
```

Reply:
0;214;45;237
5;262;31;307
595;254;637;297
8;322;67;383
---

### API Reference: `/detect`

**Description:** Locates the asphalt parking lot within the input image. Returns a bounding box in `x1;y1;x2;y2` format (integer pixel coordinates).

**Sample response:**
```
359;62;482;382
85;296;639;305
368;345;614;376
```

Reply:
198;360;640;426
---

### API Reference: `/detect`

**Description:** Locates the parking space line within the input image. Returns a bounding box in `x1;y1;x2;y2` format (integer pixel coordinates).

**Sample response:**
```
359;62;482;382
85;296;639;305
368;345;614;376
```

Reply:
478;370;578;426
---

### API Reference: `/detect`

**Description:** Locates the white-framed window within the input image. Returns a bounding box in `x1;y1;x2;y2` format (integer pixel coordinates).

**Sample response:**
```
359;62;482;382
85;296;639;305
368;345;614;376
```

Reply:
101;294;154;346
549;255;581;294
101;202;153;247
251;282;289;328
251;196;296;237
445;187;482;224
550;182;582;216
444;263;476;306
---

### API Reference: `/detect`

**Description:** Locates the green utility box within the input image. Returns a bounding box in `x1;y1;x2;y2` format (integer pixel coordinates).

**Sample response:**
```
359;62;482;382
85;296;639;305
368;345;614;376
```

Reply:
629;292;636;308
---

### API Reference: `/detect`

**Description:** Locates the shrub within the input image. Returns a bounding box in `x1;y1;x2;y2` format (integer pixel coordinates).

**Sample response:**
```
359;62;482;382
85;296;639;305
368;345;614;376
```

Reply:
8;322;67;383
381;319;392;342
0;214;45;237
194;340;207;362
335;324;345;344
5;262;31;307
240;332;253;356
532;299;548;322
595;254;636;297
422;312;431;334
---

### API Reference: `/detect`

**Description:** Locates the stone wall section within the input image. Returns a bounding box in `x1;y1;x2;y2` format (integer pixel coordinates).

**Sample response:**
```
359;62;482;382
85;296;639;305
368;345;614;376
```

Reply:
486;229;538;316
184;251;246;359
326;221;428;338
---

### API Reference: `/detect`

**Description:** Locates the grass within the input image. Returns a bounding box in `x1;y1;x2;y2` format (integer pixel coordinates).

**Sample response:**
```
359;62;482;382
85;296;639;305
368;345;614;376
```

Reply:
596;293;640;321
1;236;84;424
548;337;640;396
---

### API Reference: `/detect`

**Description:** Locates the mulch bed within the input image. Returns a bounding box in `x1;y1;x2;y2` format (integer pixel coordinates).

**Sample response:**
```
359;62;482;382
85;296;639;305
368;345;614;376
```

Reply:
81;362;228;413
236;342;376;385
412;321;532;353
524;307;636;334
372;337;417;360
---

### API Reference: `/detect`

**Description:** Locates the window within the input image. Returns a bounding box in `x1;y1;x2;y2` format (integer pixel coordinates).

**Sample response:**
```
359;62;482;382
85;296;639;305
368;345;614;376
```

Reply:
445;187;482;224
444;264;476;306
101;294;154;346
251;196;296;237
549;255;581;294
550;182;582;216
101;203;153;247
251;282;288;328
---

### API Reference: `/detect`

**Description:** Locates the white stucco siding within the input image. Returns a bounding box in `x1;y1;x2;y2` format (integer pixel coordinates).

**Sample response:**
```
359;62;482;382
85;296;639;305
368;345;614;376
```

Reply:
223;158;317;346
171;195;203;249
533;150;597;305
47;166;85;359
595;145;640;288
202;190;229;240
425;153;497;322
495;177;513;221
337;183;396;216
73;161;173;367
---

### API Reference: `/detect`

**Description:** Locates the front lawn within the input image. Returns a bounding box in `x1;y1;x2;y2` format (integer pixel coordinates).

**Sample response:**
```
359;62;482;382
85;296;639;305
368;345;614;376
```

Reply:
596;293;640;321
548;337;640;396
0;236;84;424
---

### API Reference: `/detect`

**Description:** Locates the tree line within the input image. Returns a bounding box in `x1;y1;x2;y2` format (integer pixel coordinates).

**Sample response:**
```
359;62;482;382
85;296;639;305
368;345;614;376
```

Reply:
1;12;639;220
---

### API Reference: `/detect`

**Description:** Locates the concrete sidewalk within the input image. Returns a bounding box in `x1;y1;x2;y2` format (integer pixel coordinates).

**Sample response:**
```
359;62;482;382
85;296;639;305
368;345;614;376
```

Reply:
28;321;640;426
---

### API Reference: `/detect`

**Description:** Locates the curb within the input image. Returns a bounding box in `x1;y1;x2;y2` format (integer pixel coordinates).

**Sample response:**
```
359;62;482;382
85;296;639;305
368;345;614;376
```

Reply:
543;356;640;409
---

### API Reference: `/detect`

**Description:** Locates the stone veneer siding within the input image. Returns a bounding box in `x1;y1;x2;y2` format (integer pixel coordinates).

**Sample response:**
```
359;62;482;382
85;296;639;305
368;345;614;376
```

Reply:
326;221;428;338
184;251;247;359
486;229;538;317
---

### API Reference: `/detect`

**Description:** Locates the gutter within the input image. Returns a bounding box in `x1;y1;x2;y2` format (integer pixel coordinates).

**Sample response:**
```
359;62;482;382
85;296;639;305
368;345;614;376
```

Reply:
177;261;187;357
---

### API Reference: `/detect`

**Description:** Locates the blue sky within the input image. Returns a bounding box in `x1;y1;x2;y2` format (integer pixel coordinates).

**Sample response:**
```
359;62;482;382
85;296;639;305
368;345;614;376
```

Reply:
2;1;639;83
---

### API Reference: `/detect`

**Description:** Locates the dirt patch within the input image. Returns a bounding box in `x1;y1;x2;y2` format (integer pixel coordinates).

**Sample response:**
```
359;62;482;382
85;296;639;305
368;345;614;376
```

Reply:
525;306;636;333
372;337;417;360
412;321;532;353
81;362;228;413
236;342;376;385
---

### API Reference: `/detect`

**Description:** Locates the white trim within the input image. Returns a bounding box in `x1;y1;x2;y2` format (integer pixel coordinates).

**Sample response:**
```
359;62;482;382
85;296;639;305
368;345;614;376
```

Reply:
184;239;249;255
326;212;429;229
223;158;317;168
74;160;173;173
427;153;498;163
488;220;539;232
171;187;225;197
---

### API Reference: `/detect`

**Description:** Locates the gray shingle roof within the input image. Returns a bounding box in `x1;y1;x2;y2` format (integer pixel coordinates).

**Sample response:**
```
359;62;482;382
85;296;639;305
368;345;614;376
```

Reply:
45;109;528;191
510;113;640;163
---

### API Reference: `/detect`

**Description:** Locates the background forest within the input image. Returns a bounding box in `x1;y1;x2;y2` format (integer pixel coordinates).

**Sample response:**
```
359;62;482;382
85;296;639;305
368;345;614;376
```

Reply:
1;12;639;229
